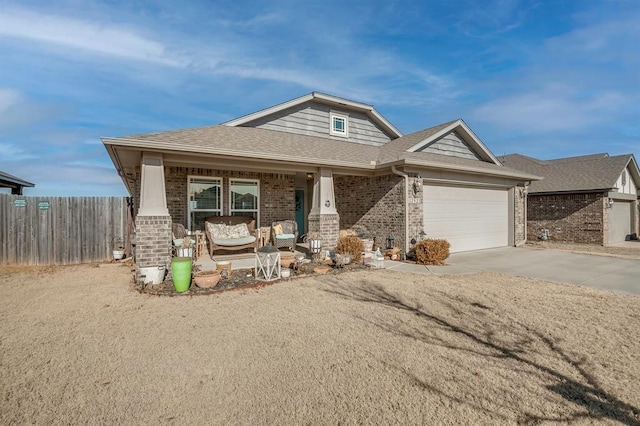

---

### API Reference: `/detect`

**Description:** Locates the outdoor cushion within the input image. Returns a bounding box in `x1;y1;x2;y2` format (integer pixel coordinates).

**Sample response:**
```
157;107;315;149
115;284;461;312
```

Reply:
275;233;296;240
226;223;250;239
207;222;229;239
272;224;283;235
212;236;256;246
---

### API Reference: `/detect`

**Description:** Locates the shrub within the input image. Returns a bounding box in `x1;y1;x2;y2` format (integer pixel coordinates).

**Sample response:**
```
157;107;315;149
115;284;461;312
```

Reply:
414;239;450;265
335;235;364;263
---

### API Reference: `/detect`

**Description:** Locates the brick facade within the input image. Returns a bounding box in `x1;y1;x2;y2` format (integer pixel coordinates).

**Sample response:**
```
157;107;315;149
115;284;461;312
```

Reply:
514;186;526;246
164;167;295;229
308;212;340;250
334;174;409;250
134;215;172;269
527;192;605;244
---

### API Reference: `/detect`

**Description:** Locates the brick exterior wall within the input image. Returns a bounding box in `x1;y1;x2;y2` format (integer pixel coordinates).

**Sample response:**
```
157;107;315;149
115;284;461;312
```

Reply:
163;167;295;229
134;215;172;270
308;213;340;250
335;174;409;250
514;186;526;246
527;192;605;244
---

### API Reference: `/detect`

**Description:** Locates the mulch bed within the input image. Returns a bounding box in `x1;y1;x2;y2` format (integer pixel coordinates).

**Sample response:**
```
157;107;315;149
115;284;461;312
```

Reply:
138;261;374;297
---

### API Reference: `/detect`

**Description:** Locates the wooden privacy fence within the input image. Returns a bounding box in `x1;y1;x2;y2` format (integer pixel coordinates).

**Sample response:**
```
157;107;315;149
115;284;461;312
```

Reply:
0;194;130;266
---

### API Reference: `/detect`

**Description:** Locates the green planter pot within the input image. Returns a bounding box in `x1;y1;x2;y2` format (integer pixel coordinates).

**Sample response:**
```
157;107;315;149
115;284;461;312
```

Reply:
171;257;192;293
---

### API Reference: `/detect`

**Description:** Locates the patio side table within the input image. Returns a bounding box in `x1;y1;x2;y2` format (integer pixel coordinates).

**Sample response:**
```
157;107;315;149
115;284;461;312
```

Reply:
255;246;281;281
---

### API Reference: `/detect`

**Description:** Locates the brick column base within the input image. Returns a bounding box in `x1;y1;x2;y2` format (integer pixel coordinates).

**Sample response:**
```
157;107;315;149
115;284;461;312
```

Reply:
308;213;340;250
135;215;172;280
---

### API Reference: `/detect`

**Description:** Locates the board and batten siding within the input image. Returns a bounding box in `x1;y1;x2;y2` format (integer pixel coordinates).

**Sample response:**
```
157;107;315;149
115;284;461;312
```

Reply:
0;194;129;266
614;166;637;195
241;101;393;146
415;131;481;160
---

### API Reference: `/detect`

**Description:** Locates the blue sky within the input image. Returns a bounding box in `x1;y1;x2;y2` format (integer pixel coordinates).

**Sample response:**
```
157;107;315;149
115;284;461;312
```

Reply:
0;0;638;196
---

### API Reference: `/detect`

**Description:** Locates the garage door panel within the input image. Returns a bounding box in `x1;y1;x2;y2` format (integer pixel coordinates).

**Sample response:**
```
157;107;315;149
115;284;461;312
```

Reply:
608;201;632;244
424;185;509;253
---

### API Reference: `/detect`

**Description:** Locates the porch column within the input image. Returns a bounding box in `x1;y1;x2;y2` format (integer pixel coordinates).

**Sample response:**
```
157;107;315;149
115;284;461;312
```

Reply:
308;168;340;250
135;152;172;278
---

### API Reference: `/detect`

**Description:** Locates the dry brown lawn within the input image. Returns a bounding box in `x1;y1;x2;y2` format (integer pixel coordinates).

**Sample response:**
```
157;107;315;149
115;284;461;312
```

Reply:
527;241;640;260
1;263;639;424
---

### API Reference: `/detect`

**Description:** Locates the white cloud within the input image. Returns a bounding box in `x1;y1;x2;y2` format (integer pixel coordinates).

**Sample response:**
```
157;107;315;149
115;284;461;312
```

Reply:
0;88;22;112
0;142;37;161
0;8;184;66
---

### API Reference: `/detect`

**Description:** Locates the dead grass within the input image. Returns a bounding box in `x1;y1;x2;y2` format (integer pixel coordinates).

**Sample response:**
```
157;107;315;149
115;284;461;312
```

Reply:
1;263;639;424
527;240;640;260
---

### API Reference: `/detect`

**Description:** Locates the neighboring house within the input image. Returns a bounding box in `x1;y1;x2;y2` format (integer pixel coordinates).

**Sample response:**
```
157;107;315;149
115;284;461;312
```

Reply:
0;170;34;195
500;153;640;245
103;92;539;270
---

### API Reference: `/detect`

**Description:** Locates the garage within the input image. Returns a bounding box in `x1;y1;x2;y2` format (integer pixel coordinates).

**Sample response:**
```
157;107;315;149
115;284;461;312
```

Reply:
423;184;509;253
608;200;633;244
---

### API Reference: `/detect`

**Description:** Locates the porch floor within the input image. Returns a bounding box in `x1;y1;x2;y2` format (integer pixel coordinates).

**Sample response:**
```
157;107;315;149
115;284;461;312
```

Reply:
195;243;311;272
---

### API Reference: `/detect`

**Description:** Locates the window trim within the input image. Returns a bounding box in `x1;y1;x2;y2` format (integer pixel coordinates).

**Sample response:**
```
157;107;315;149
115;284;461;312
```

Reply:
228;178;260;227
621;170;627;186
329;111;349;137
187;175;223;231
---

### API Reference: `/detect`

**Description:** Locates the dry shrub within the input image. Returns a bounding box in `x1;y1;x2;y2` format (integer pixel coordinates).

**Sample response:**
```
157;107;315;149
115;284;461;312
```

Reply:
339;229;357;239
415;239;450;265
335;235;364;263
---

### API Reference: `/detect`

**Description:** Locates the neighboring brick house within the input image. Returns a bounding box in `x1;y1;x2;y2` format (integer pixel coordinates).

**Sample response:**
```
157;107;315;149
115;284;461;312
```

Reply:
103;92;539;270
500;153;640;245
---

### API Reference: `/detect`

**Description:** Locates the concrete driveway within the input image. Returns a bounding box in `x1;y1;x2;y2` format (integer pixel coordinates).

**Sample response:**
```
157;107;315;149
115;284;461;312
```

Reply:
386;247;640;295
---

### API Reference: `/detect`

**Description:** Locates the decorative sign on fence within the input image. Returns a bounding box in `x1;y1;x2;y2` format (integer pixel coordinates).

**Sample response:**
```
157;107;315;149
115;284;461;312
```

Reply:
13;198;26;208
38;201;50;210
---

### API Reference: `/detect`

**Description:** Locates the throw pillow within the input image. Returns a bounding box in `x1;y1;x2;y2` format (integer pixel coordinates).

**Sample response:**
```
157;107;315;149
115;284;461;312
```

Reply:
207;222;229;239
273;224;283;235
227;223;250;239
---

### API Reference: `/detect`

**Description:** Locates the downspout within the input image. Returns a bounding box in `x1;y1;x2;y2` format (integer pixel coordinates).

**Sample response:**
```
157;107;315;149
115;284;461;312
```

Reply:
391;166;410;254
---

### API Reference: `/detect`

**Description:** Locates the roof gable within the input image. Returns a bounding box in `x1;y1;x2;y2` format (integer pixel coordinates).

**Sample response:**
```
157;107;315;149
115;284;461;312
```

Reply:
222;92;402;140
380;119;500;165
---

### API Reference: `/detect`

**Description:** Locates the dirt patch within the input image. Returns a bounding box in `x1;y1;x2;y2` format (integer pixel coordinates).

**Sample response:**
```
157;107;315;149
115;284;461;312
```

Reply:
527;240;640;260
1;263;639;424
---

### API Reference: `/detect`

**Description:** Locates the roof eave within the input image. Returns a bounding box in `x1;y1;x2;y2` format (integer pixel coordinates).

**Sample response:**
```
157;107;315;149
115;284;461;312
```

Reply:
396;158;542;181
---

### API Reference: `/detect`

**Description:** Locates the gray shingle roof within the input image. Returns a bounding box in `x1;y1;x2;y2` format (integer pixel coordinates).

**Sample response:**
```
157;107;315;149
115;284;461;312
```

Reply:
499;153;634;193
105;122;540;180
0;170;35;188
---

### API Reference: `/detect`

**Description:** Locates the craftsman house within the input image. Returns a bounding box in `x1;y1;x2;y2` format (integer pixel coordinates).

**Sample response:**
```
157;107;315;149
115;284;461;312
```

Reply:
500;153;640;245
103;92;539;269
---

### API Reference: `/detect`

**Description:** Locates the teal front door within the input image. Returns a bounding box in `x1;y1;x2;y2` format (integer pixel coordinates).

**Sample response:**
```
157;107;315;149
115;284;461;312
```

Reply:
295;189;305;239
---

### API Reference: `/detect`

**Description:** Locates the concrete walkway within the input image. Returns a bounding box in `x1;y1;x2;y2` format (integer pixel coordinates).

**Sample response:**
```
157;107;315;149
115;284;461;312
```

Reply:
385;247;640;295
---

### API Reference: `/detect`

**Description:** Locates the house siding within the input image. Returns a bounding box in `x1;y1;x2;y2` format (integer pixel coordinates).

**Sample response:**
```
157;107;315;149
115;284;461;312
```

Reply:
614;166;638;195
241;101;392;146
527;193;605;244
416;130;481;161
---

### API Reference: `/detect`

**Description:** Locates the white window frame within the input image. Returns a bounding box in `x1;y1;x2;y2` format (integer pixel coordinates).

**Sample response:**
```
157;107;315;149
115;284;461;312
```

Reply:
187;175;222;231
229;178;260;226
329;111;349;137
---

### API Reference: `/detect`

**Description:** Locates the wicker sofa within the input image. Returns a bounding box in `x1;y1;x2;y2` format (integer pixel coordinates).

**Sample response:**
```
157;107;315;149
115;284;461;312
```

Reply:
204;216;259;258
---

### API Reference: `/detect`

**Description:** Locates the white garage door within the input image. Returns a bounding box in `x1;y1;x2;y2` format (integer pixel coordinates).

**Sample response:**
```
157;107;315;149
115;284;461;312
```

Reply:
423;185;509;253
608;201;632;244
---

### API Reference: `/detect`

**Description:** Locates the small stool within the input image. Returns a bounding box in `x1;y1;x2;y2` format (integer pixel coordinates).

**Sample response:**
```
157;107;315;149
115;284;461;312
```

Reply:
255;246;281;281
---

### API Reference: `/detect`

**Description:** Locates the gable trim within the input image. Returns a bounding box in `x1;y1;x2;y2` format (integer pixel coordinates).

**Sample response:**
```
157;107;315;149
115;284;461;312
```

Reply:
222;92;403;138
406;119;500;165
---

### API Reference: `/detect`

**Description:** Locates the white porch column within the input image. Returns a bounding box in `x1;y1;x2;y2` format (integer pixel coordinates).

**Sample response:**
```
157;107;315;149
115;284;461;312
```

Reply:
308;168;340;250
138;152;169;216
310;168;338;214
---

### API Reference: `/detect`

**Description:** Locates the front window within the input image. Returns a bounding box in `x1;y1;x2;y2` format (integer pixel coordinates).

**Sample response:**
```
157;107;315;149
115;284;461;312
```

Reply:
188;176;222;231
330;112;348;137
229;179;259;225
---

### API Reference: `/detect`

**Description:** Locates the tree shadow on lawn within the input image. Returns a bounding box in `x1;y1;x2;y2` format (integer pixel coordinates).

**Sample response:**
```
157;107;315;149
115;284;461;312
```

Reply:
320;276;640;425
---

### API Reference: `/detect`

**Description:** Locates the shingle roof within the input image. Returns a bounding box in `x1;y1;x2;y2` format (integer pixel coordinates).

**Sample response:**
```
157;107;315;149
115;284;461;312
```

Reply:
111;125;380;169
499;153;635;193
0;170;35;188
108;123;539;180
